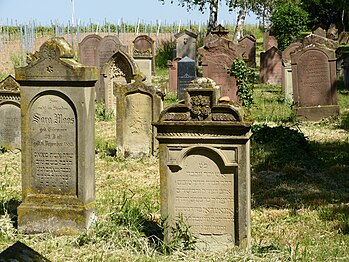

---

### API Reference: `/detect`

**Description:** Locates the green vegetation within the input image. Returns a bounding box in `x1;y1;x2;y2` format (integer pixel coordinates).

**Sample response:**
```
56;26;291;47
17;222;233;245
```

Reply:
95;102;114;122
155;39;175;68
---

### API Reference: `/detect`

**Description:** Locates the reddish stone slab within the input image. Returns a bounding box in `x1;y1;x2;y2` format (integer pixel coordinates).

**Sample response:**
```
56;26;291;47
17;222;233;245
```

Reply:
260;46;282;85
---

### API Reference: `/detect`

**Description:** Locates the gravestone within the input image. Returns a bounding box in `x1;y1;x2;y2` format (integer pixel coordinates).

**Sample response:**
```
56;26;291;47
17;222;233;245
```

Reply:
78;34;102;66
133;35;154;83
238;35;256;68
168;58;181;93
281;42;302;101
341;49;349;89
291;45;339;121
177;56;196;99
0;75;21;149
95;35;126;102
153;78;252;250
174;30;198;61
101;49;139;112
339;32;349;45
15;37;98;235
263;31;278;50
0;241;50;262
199;25;243;101
260;46;282;85
114;75;164;158
327;26;338;40
313;26;326;37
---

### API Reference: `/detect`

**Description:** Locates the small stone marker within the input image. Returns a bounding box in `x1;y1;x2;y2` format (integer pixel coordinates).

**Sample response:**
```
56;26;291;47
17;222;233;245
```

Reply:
174;29;198;61
339;31;349;45
238;35;256;68
313;26;326;37
0;241;50;262
291;42;339;121
114;75;164;158
15;37;98;235
168;58;181;93
0;75;21;149
260;46;282;85
154;78;252;250
78;34;102;66
177;56;196;99
133;35;154;83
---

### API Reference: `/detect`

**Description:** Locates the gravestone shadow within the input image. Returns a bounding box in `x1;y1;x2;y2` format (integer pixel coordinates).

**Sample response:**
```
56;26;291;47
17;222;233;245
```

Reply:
0;198;20;228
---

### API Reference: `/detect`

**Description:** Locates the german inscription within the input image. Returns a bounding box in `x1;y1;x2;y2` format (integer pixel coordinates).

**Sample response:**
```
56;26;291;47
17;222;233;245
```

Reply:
29;94;77;195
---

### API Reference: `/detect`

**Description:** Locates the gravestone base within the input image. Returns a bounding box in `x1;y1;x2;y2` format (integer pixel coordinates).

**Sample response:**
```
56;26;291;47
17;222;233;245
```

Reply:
18;200;95;235
295;105;340;121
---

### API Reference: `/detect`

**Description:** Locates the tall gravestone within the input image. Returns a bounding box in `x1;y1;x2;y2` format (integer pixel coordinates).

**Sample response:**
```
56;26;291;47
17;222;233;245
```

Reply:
175;30;198;61
78;34;102;66
263;31;278;50
291;45;339;121
154;79;252;250
260;46;282;85
133;35;154;83
114;75;163;158
168;58;181;93
238;35;256;68
199;25;243;101
177;56;196;99
281;42;301;101
101;49;139;112
95;35;126;103
15;37;98;235
0;75;21;149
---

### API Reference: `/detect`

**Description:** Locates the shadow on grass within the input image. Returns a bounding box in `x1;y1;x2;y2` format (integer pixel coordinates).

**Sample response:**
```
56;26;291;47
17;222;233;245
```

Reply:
0;198;20;228
251;124;349;209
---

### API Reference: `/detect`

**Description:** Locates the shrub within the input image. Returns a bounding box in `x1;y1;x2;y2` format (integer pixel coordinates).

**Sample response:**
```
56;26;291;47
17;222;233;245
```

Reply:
155;40;175;68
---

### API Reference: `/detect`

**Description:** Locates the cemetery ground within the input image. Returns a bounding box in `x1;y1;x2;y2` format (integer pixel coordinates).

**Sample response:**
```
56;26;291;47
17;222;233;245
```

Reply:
0;80;348;261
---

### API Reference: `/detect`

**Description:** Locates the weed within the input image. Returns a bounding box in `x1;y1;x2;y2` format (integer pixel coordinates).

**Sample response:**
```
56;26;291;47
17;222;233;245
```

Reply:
164;92;179;106
95;102;114;122
155;40;175;68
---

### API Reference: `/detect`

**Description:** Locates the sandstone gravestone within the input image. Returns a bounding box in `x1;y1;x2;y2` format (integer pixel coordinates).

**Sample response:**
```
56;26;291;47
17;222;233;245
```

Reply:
199;25;243;101
15;37;98;235
0;75;21;149
168;58;181;93
114;75;163;158
281;42;302;101
101;49;139;112
154;78;252;250
313;26;326;37
177;56;196;99
238;35;256;68
339;32;349;45
291;45;339;121
175;30;198;61
95;35;126;102
327;26;338;40
133;35;154;83
260;46;282;85
263;31;278;50
78;34;102;66
0;241;50;262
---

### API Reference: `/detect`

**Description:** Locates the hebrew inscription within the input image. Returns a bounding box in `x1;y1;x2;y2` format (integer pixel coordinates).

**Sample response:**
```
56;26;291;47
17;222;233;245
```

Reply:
172;153;234;235
29;94;77;195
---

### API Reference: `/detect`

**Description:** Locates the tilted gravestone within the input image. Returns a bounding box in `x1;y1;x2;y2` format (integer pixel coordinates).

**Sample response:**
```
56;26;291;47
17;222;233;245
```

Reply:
153;78;252;250
174;29;198;61
199;25;243;101
101;49;139;112
95;35;126;102
313;26;326;38
0;75;21;149
291;44;339;121
281;42;302;101
133;35;155;83
15;37;98;235
78;34;102;66
177;56;196;100
339;31;349;45
168;57;181;93
0;241;50;262
114;75;164;158
238;35;256;68
263;31;278;51
260;46;282;85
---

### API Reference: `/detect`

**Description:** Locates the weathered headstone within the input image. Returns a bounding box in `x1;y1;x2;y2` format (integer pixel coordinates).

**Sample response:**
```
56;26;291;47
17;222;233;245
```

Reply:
133;35;154;83
199;25;243;101
327;26;338;41
78;34;102;66
260;46;282;85
15;37;98;234
313;26;326;37
281;42;302;101
0;75;21;149
238;35;256;68
95;35;126;102
263;31;278;50
177;56;196;99
339;31;349;45
154;78;252;250
114;75;163;158
101;49;139;112
291;45;339;121
168;58;181;93
0;241;50;262
175;30;198;61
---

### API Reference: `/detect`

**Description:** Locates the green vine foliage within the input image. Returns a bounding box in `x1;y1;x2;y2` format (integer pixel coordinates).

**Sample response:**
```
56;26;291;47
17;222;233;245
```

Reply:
228;59;255;109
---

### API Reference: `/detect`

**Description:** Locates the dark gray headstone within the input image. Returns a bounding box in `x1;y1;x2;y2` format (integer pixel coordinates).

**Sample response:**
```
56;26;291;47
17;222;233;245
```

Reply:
177;56;196;99
0;241;50;262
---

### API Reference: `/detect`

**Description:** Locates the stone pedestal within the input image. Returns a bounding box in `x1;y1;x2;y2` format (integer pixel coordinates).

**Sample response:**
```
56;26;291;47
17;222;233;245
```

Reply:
154;81;252;250
15;37;98;235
